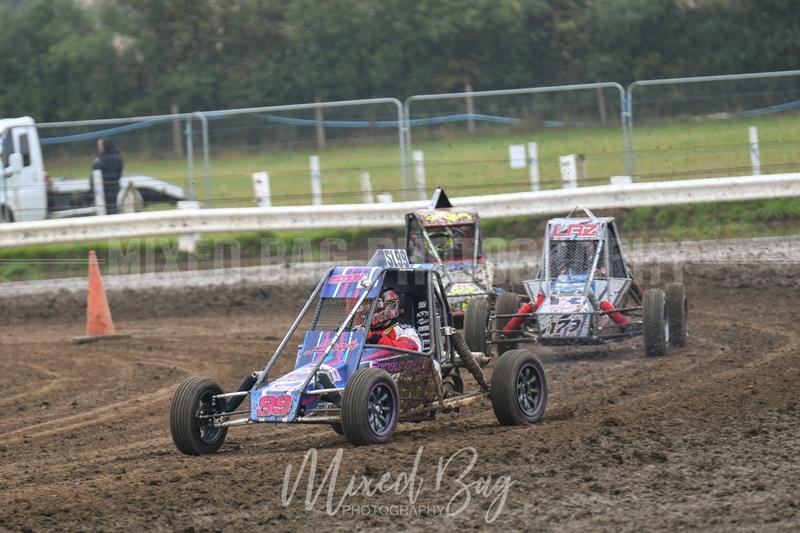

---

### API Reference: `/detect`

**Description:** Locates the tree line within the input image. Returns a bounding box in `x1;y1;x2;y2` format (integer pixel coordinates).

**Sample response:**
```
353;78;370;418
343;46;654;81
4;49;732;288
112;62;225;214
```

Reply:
0;0;797;121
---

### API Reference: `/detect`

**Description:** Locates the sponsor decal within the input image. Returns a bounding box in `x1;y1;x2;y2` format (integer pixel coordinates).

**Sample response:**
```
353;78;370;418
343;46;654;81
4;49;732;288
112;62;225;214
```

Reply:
370;358;418;373
329;273;365;284
423;212;475;225
550;223;599;239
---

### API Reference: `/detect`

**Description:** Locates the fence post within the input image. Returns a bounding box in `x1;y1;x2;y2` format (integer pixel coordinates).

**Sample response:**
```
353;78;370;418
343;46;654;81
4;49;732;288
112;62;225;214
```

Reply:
559;154;577;189
252;171;271;208
577;153;588;185
465;82;475;133
185;118;195;200
171;104;183;157
360;172;374;203
749;126;761;176
315;96;326;149
310;155;323;205
596;87;607;124
92;169;106;216
527;142;540;192
412;150;427;200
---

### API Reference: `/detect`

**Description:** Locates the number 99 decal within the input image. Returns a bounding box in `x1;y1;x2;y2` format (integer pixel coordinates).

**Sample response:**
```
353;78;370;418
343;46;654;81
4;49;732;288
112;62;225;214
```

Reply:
257;395;293;417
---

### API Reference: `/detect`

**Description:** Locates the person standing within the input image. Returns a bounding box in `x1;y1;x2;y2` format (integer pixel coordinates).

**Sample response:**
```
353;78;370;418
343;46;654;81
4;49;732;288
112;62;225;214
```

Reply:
92;138;124;214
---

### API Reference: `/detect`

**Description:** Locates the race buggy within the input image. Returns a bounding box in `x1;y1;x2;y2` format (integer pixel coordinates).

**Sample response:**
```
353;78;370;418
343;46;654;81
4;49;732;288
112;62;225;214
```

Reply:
170;250;547;455
405;188;497;326
463;207;688;358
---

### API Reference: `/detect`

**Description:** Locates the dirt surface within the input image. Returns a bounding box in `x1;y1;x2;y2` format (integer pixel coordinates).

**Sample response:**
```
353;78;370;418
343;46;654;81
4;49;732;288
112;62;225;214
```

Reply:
1;270;799;531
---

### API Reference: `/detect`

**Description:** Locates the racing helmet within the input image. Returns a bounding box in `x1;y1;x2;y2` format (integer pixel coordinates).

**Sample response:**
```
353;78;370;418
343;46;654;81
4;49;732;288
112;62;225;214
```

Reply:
429;229;455;259
371;289;400;329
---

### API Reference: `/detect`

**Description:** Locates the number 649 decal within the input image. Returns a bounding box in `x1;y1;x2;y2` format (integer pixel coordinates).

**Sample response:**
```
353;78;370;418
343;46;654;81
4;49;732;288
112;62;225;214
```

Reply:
257;395;292;417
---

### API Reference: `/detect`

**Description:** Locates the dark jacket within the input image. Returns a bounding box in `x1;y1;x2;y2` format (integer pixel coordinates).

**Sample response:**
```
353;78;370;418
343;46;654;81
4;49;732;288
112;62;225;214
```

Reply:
91;149;124;214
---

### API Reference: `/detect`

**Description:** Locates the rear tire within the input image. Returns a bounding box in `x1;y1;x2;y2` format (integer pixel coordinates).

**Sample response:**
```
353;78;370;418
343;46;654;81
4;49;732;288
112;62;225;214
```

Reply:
331;423;344;435
491;350;547;425
665;282;688;347
463;297;491;354
170;377;228;455
495;292;523;356
341;368;398;445
643;288;668;357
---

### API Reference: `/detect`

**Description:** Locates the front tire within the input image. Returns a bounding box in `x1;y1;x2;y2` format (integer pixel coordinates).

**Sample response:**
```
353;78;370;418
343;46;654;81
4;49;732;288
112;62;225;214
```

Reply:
643;288;668;357
665;282;688;347
170;377;228;455
341;368;398;445
490;350;548;425
463;297;491;354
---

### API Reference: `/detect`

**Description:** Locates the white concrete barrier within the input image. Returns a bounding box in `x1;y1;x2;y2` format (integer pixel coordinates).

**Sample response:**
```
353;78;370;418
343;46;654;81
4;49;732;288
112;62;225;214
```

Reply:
1;173;799;248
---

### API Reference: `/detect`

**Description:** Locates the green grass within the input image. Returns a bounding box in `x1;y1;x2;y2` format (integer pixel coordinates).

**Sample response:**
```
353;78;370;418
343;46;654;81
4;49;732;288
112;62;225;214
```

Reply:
44;112;800;207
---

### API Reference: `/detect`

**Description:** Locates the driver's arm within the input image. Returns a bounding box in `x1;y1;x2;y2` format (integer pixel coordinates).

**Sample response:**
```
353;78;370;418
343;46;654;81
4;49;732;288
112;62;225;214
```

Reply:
367;326;421;351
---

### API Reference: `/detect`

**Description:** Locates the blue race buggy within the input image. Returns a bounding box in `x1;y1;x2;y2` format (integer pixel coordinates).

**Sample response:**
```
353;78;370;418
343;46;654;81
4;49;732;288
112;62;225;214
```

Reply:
170;250;548;454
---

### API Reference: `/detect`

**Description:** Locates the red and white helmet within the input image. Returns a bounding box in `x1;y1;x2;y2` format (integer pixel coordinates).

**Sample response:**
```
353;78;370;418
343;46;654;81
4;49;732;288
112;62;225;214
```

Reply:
371;289;399;329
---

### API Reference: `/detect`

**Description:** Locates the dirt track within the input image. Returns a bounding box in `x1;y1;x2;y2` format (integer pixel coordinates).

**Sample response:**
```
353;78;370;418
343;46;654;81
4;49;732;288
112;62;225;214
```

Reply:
1;270;799;531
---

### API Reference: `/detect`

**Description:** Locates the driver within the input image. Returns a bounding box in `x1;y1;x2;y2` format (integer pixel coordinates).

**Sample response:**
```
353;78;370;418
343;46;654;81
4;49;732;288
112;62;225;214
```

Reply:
366;289;422;351
428;227;466;260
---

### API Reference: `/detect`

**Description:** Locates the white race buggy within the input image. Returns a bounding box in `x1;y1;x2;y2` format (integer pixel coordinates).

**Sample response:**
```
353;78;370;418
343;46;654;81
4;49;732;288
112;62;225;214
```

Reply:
464;208;688;358
169;250;548;455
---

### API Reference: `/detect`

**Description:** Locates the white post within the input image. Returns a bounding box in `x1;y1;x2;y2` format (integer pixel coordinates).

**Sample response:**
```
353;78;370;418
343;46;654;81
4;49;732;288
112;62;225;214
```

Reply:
92;169;107;216
360;172;374;203
559;154;577;189
749;126;761;176
252;171;271;208
177;200;200;254
527;142;540;191
412;150;427;200
309;155;322;205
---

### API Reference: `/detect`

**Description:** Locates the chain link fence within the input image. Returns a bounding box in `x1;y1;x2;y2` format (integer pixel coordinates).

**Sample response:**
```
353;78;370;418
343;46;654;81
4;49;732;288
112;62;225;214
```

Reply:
30;70;800;209
37;99;406;208
405;83;630;197
627;70;800;180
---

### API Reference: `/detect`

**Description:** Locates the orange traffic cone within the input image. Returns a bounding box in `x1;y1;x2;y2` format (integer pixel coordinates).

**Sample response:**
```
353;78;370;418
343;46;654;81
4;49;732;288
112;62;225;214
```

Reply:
72;250;129;344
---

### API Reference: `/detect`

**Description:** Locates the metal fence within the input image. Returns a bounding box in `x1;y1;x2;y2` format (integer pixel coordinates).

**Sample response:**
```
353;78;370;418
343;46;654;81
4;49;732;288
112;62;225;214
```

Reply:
32;69;800;208
404;82;631;198
37;98;406;208
626;70;800;180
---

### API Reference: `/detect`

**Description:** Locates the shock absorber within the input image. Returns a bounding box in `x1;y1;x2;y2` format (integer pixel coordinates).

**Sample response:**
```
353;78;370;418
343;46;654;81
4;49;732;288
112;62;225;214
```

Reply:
503;292;545;334
224;372;258;413
449;330;488;390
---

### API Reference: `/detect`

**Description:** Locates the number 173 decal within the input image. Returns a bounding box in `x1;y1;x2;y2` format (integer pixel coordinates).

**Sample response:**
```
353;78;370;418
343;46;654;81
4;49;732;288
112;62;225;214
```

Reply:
546;315;584;336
